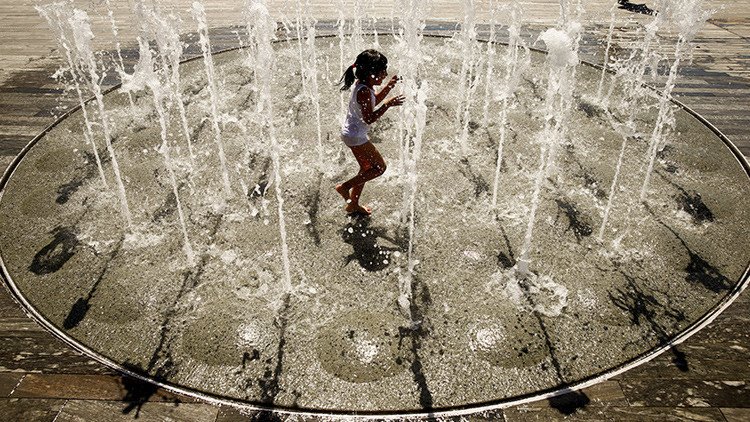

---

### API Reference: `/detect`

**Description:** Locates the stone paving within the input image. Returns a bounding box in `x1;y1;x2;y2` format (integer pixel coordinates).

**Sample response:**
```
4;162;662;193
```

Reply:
1;1;749;421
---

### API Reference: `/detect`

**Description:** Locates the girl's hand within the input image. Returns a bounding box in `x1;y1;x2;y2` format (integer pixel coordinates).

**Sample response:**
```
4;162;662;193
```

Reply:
386;75;401;89
386;95;406;108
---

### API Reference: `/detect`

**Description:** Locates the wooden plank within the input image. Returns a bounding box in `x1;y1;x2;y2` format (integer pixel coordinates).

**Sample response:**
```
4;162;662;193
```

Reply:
0;336;116;375
516;381;628;408
620;379;750;408
55;400;218;422
504;406;727;421
0;373;23;397
722;408;750;422
0;398;65;422
11;374;194;403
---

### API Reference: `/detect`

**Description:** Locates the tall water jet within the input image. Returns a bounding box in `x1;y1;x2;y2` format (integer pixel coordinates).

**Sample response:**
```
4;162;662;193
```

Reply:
491;1;529;208
304;23;325;169
103;0;135;110
596;1;617;104
245;0;293;293
545;0;583;177
40;5;133;227
192;1;232;197
597;115;629;242
336;0;347;125
640;0;712;201
292;0;309;99
73;8;133;226
124;3;195;265
517;18;581;276
400;82;429;320
291;0;324;169
351;0;367;53
597;6;661;240
481;0;498;128
151;8;195;165
395;0;427;319
455;0;478;154
126;39;195;265
36;4;108;189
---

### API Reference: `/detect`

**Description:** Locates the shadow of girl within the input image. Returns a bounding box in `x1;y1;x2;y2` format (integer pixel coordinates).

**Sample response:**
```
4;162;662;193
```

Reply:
341;215;404;272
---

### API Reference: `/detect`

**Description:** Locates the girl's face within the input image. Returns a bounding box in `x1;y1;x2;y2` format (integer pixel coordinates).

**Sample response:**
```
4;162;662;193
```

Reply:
370;67;388;85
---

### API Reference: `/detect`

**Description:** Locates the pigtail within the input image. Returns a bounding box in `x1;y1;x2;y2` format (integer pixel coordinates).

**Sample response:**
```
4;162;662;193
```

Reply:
339;64;356;91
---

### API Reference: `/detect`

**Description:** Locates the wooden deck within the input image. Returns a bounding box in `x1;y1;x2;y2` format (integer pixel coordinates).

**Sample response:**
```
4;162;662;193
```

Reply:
1;1;749;420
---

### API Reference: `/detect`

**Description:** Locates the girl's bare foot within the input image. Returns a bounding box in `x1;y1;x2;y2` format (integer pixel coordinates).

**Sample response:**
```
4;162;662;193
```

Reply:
335;184;350;201
345;203;371;215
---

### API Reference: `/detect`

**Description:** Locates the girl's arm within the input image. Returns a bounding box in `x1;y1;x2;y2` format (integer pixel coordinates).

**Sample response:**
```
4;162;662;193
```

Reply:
358;88;405;125
375;75;400;104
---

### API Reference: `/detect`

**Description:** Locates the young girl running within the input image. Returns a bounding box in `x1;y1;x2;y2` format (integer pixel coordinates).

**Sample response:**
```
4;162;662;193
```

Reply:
335;49;405;215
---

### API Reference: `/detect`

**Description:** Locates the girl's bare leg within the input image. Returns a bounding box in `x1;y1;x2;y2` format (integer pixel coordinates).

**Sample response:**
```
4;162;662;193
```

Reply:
348;183;367;212
336;142;386;214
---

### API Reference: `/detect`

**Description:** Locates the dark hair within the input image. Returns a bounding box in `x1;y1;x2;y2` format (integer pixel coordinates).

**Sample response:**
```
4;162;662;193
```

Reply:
339;49;388;91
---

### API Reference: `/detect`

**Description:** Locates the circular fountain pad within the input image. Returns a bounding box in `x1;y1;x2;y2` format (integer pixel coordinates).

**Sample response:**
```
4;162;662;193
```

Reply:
1;35;749;414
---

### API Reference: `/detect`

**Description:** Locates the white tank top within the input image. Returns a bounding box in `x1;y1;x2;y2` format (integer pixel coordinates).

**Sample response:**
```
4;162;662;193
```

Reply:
341;82;375;140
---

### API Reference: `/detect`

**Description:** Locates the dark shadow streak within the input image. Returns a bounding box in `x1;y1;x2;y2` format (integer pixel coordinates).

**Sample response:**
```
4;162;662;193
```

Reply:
618;0;656;15
252;294;292;422
398;273;435;413
302;172;323;246
247;156;272;201
655;168;714;224
644;203;730;293
560;147;608;200
119;362;181;418
523;280;592;414
29;226;79;275
120;213;223;418
57;146;115;205
608;268;690;372
496;221;516;269
497;229;591;414
458;157;490;198
554;198;593;241
63;237;125;329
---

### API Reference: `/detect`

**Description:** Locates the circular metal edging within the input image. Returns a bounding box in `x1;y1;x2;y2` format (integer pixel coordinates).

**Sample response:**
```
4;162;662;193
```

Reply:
0;29;749;420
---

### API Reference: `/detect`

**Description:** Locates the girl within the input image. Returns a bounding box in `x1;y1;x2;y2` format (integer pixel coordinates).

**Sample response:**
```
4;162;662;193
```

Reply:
335;49;406;215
